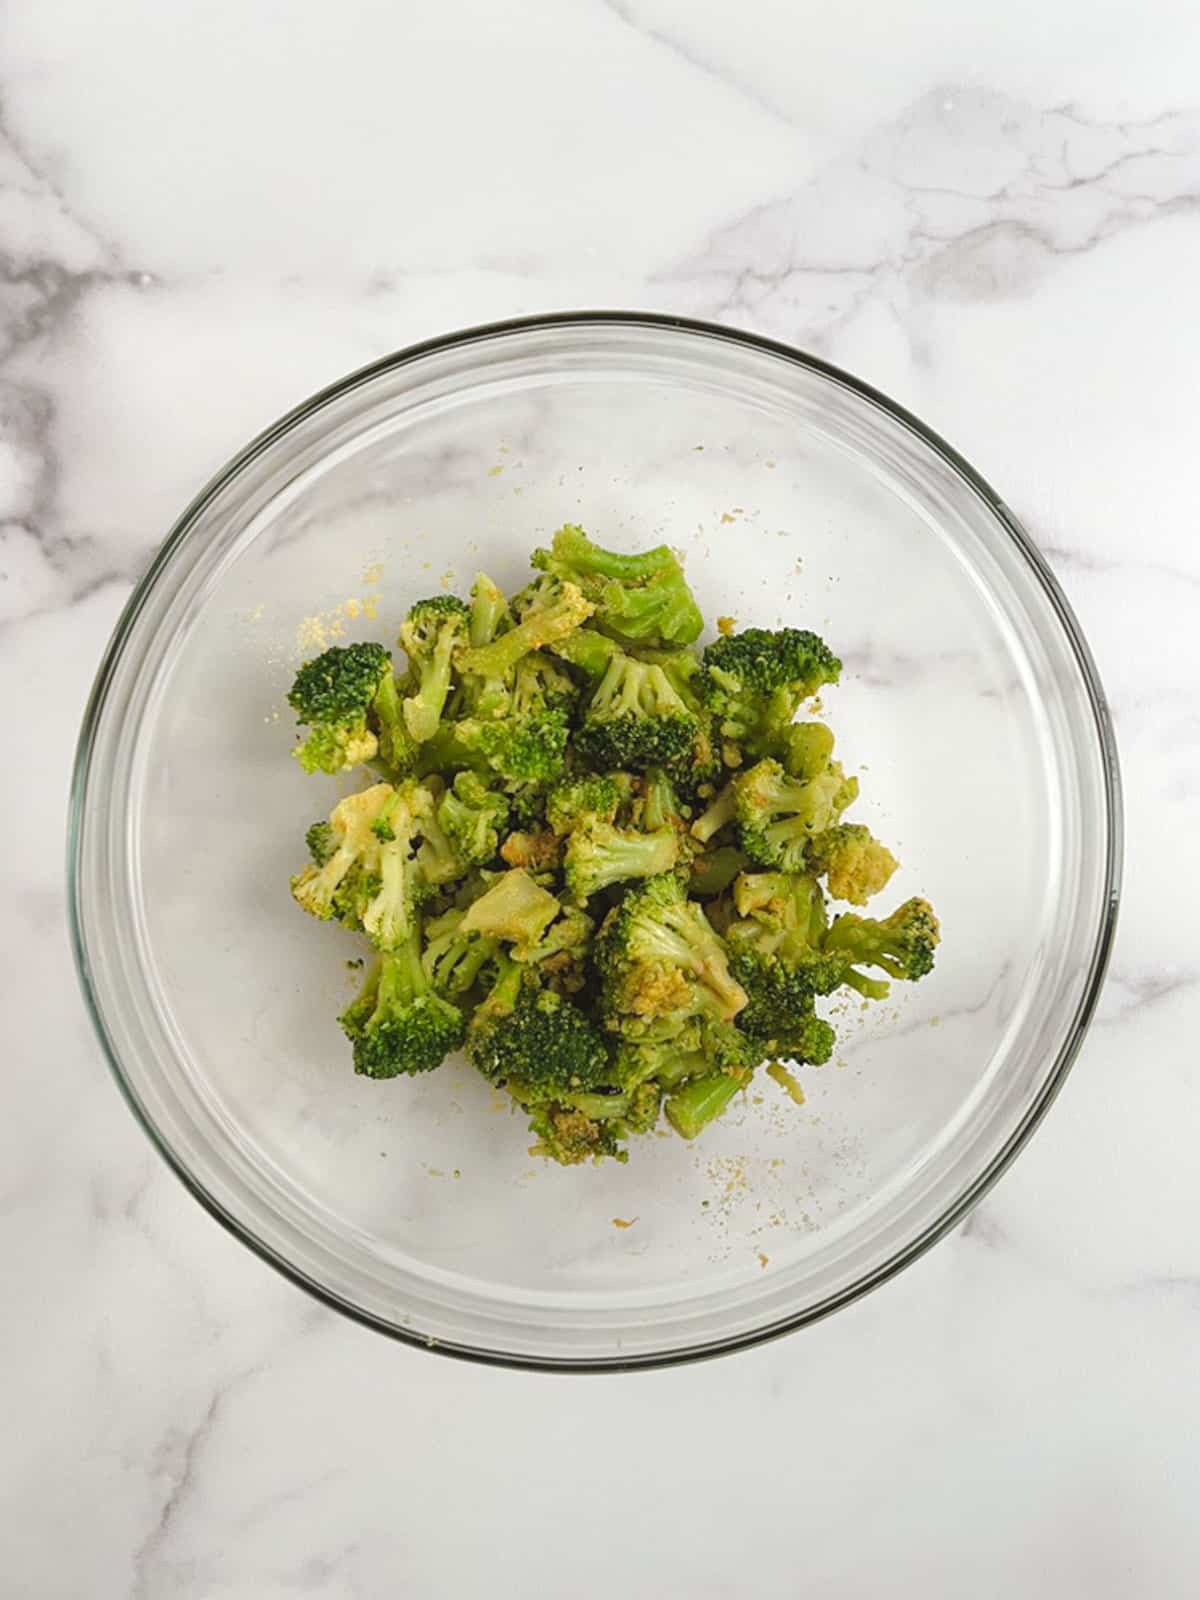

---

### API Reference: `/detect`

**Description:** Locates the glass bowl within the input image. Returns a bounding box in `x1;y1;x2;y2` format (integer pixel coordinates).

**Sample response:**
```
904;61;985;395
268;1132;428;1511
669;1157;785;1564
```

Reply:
69;313;1121;1370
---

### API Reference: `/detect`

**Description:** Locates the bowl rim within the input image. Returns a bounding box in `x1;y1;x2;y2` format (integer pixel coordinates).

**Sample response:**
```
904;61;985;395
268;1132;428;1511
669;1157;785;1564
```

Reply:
67;310;1123;1372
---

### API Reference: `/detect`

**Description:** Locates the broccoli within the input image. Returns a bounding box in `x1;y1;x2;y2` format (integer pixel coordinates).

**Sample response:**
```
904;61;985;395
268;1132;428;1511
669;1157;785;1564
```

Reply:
340;932;465;1077
525;1104;627;1165
469;981;611;1097
287;642;414;776
690;781;736;845
359;782;433;952
290;783;394;923
688;845;750;898
414;797;467;890
807;823;898;905
468;572;509;648
576;648;706;776
510;651;579;718
546;775;625;835
436;770;510;866
638;766;687;834
563;820;680;905
775;720;836;780
532;524;703;646
458;868;563;954
728;953;837;1063
421;907;499;997
546;624;621;682
457;575;593;683
499;829;563;872
664;1069;752;1141
732;757;858;872
700;627;841;751
398;596;470;743
451;709;570;785
596;872;747;1028
824;898;940;982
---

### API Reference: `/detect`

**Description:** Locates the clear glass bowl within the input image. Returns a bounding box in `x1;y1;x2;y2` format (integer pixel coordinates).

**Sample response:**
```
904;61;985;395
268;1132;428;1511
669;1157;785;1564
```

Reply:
69;314;1121;1369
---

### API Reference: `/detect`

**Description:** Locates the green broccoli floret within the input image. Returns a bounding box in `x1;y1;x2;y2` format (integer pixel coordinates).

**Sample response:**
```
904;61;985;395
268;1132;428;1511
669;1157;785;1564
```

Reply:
458;868;563;954
397;596;470;743
532;524;703;646
596;872;747;1029
468;572;509;648
824;898;941;982
807;823;899;905
728;952;837;1064
545;775;624;835
638;766;688;834
287;642;415;775
726;870;847;994
700;627;842;751
563;821;680;905
546;624;621;682
510;651;579;718
457;575;593;684
732;757;858;872
470;981;611;1097
414;795;468;890
450;709;570;785
664;1069;752;1141
525;1104;628;1165
690;781;736;845
358;782;433;952
576;648;706;775
774;720;836;780
290;783;395;923
340;932;465;1077
421;907;499;998
437;770;510;865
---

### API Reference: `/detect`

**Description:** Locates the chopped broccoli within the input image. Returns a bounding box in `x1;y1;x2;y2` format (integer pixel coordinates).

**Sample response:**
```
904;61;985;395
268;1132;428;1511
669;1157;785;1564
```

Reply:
824;897;941;982
664;1070;751;1141
563;820;680;905
546;624;621;682
732;757;858;871
468;572;509;648
290;783;395;923
340;931;465;1077
688;845;750;898
690;781;736;845
437;770;510;866
701;627;841;751
458;868;562;954
532;524;703;646
452;708;570;785
638;766;687;834
576;648;706;776
775;720;836;780
596;872;747;1028
470;982;611;1096
807;822;899;905
457;575;593;683
421;907;499;997
546;774;626;835
398;596;470;743
287;642;415;775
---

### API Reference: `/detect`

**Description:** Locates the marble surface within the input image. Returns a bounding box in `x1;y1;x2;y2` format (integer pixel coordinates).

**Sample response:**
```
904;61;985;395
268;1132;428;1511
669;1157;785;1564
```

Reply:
3;2;1198;1594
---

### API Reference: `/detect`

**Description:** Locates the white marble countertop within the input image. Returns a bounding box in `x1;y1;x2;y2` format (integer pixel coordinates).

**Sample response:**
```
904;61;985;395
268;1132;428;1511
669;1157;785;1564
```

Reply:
5;2;1199;1594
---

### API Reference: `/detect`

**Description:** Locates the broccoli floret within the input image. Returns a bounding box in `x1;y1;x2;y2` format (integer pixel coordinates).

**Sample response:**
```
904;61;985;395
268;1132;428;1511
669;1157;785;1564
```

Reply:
458;868;562;954
824;898;940;982
526;1104;628;1165
470;983;611;1097
469;572;509;648
421;907;499;998
290;783;395;922
457;575;593;684
358;782;433;952
807;823;899;905
510;651;579;718
701;627;841;750
452;709;570;785
664;1069;752;1141
689;781;736;845
398;596;470;743
638;766;687;834
532;524;703;646
774;720;836;780
726;870;847;994
546;775;624;835
563;821;680;905
546;624;621;682
287;642;414;775
596;872;747;1028
513;905;593;971
340;932;465;1077
436;770;510;866
576;648;706;776
728;951;837;1063
414;796;467;890
732;757;858;872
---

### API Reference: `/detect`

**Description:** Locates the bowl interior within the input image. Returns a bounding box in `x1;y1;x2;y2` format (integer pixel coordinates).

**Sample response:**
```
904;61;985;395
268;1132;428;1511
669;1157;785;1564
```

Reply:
75;320;1115;1365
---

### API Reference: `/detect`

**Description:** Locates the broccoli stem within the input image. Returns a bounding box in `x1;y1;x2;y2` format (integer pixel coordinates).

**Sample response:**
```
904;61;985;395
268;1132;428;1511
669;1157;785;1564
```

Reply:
548;627;620;680
664;1071;748;1139
469;573;508;647
689;845;748;898
691;782;736;843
